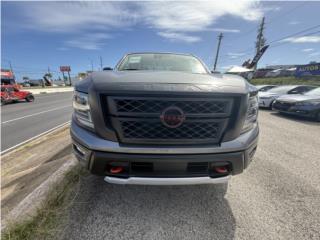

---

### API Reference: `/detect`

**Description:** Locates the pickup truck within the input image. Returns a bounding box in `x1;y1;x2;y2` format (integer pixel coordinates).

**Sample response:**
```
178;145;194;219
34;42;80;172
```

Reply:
1;85;34;105
71;52;259;185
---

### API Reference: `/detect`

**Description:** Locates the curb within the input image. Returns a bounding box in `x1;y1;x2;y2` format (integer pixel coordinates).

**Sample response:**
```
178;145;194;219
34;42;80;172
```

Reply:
2;156;78;230
1;121;70;156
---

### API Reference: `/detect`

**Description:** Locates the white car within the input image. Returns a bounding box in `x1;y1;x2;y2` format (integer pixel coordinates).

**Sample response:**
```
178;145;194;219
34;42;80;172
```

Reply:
258;85;316;109
255;85;277;92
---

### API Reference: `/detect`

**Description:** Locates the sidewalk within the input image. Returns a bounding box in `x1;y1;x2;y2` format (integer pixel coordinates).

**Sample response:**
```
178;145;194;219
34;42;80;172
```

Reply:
23;86;74;95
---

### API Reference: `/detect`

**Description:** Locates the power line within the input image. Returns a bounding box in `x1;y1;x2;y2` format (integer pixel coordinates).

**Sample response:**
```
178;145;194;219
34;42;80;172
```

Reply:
264;2;305;26
267;30;320;50
225;2;307;44
220;24;320;61
268;24;320;44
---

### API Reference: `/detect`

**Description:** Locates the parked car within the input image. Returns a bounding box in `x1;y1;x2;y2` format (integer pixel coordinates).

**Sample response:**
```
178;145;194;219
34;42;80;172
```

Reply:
255;85;277;92
272;87;320;121
71;52;259;186
1;85;34;105
258;85;316;109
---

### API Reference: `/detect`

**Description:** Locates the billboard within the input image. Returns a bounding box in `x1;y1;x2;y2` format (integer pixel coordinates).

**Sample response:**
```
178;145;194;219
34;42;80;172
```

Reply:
60;66;71;72
1;69;14;79
295;63;320;77
1;69;15;84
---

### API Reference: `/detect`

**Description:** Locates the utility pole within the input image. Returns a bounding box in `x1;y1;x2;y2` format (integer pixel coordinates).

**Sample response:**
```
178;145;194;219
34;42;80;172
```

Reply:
9;61;13;73
254;17;266;70
99;56;103;71
91;60;94;71
213;33;223;71
48;66;51;75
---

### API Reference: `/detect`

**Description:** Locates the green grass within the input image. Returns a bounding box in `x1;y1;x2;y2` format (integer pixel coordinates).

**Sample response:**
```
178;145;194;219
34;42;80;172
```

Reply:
250;76;320;86
2;165;87;240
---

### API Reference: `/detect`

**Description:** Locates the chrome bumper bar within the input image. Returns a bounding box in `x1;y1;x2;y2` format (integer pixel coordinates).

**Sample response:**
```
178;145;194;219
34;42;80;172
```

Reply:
104;175;230;185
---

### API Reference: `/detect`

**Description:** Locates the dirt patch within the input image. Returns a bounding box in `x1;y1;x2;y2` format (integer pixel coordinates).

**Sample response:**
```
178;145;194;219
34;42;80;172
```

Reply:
1;126;72;219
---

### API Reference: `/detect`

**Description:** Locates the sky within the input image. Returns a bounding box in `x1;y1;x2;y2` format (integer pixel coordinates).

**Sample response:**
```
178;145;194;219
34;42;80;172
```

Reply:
1;0;320;81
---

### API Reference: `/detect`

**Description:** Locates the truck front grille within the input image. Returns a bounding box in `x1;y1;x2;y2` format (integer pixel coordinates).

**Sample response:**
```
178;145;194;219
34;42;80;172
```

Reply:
105;96;233;145
121;120;220;139
114;99;228;115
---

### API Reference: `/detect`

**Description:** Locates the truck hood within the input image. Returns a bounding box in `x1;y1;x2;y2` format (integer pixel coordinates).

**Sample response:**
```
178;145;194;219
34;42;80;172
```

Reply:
77;71;251;94
276;94;320;102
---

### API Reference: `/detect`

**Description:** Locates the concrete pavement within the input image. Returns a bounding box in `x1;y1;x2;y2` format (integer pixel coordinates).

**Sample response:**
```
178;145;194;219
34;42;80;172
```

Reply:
58;110;320;240
1;92;73;151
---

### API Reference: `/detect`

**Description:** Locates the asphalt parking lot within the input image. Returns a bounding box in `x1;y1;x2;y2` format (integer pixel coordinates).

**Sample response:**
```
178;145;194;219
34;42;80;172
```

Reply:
58;110;320;240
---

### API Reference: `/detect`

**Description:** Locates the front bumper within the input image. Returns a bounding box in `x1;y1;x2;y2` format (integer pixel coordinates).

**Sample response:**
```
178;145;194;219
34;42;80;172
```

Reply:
273;102;319;118
104;175;230;185
259;98;273;108
71;120;259;185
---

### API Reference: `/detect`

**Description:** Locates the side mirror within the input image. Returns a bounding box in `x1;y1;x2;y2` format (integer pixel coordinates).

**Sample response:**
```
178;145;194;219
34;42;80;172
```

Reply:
103;67;113;71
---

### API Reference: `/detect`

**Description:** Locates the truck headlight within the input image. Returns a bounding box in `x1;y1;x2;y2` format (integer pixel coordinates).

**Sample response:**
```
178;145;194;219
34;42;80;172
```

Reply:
241;94;259;134
73;91;94;129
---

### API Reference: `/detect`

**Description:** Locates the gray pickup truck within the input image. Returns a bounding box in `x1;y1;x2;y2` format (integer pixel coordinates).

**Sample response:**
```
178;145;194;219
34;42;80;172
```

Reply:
71;52;259;185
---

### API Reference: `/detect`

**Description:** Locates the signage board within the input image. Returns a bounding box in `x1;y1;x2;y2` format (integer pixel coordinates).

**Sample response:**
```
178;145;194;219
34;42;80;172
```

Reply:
295;63;320;77
60;66;71;72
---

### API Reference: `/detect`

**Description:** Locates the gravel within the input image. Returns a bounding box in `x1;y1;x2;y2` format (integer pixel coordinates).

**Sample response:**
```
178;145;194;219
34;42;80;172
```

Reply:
59;110;320;240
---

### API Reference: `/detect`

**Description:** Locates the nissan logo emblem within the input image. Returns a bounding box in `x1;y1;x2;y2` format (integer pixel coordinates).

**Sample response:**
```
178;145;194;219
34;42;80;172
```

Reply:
160;106;186;128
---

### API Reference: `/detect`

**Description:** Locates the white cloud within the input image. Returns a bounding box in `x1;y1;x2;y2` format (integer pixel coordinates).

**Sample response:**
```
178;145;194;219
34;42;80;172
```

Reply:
138;1;262;32
65;33;112;50
11;1;264;45
302;48;314;52
227;52;246;59
20;2;135;33
281;36;320;43
220;65;234;70
288;21;300;25
157;32;201;43
208;28;240;33
309;52;320;57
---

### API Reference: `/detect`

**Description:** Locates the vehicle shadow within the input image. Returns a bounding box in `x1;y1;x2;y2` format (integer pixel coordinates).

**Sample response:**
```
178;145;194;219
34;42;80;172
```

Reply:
270;111;320;125
61;175;236;240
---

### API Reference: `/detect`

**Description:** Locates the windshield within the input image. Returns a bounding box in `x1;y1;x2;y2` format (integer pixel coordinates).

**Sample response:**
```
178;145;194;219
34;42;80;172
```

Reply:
268;86;296;94
117;53;208;74
304;87;320;96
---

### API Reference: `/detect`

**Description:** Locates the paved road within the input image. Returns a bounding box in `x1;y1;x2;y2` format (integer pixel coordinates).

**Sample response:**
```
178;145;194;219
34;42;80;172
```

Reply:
59;110;320;240
1;92;73;151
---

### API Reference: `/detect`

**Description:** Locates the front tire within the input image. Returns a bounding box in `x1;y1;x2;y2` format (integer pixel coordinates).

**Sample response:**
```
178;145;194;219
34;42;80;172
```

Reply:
269;100;275;110
26;95;35;102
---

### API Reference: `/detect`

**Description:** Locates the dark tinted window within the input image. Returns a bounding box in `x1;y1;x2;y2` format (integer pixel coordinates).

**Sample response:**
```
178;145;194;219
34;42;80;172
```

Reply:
259;86;275;92
289;86;315;94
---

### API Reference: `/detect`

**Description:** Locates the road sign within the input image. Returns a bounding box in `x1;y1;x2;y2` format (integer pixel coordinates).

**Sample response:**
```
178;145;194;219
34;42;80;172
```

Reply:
60;66;71;72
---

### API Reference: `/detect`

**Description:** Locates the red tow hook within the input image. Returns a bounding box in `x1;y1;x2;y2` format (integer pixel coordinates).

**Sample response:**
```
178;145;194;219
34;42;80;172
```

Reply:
214;166;228;174
110;166;124;174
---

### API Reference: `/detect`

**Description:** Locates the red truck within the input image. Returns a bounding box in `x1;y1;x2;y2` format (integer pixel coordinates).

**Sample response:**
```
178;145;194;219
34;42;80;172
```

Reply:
1;85;35;105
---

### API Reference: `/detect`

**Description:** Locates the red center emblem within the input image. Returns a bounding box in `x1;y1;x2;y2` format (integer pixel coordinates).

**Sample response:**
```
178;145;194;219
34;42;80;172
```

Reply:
160;106;186;128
